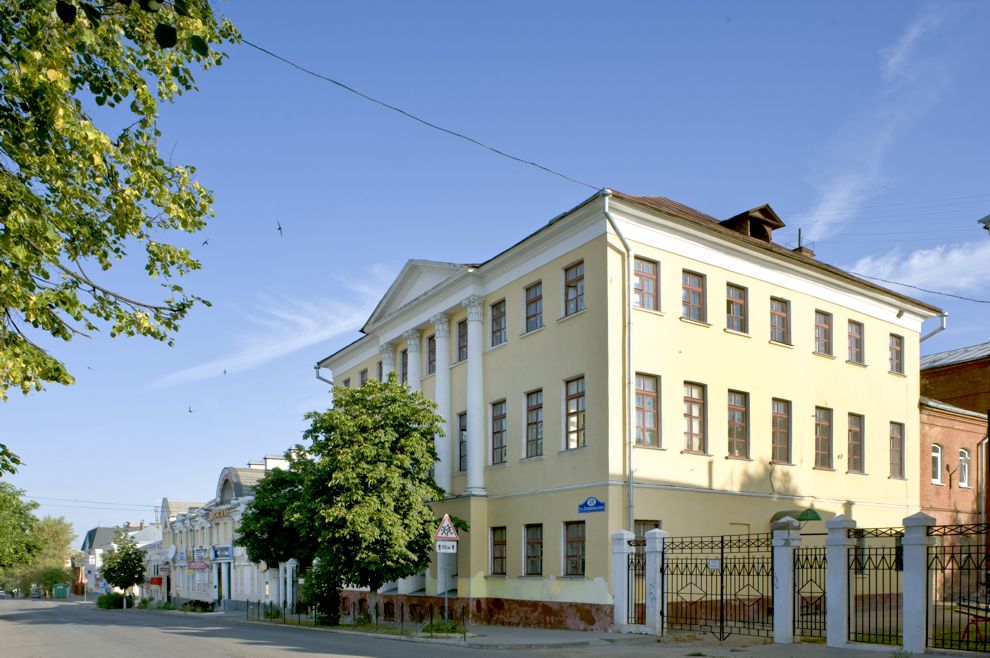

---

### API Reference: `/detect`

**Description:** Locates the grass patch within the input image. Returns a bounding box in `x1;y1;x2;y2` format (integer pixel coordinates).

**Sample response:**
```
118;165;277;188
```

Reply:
685;653;707;657
799;636;826;644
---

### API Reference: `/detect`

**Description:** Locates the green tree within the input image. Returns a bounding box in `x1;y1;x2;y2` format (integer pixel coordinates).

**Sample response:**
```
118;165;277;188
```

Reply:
235;465;316;570
100;532;145;608
0;483;40;577
300;375;445;619
30;516;74;566
0;0;238;473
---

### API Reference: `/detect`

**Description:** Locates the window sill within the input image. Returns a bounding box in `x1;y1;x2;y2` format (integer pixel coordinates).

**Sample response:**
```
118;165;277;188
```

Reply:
451;359;467;368
771;461;794;467
931;481;944;486
558;575;587;580
813;466;835;471
725;455;752;461
634;306;664;317
486;341;508;353
520;455;545;463
813;351;836;359
888;476;907;481
959;484;972;489
423;372;436;380
847;470;867;476
520;574;543;578
487;462;507;470
558;308;587;323
846;360;867;368
485;574;507;580
679;316;711;328
634;444;665;451
769;340;793;349
521;325;545;338
681;450;711;456
888;370;906;378
724;328;750;338
559;446;588;456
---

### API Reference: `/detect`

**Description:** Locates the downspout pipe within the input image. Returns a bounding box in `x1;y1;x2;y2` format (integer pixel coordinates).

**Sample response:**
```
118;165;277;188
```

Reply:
314;364;333;387
920;312;948;343
601;189;635;532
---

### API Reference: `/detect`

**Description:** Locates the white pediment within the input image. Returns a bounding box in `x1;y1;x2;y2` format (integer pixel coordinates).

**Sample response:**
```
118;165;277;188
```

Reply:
364;260;469;330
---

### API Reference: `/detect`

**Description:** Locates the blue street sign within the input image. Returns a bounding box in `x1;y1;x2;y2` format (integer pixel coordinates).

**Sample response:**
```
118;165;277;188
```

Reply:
578;496;605;513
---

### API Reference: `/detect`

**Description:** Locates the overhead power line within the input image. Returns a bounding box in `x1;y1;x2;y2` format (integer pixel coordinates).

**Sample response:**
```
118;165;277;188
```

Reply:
241;38;600;191
850;272;990;304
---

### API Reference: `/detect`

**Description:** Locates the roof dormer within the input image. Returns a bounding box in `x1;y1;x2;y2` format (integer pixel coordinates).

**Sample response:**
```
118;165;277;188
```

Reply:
720;204;784;243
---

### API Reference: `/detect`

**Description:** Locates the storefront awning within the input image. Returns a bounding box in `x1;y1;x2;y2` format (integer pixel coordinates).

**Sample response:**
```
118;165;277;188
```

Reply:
770;508;822;523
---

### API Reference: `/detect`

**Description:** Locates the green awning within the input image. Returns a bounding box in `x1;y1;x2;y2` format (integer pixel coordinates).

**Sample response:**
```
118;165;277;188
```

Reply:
771;508;822;523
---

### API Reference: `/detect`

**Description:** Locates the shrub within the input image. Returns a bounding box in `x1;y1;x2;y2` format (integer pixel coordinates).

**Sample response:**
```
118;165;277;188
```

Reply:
157;600;176;610
137;597;153;609
96;593;134;609
179;600;214;613
354;610;372;625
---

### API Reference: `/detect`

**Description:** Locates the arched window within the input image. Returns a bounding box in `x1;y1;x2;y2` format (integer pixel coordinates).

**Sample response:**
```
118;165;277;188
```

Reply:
931;444;943;484
959;449;970;487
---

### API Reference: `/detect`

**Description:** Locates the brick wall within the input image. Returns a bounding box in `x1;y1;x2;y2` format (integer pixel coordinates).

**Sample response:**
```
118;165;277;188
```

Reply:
921;358;990;415
919;404;984;525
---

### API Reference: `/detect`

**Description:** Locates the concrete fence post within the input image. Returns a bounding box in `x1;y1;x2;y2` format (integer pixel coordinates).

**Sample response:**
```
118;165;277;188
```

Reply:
825;515;856;648
902;511;935;654
611;530;634;629
645;528;668;637
772;517;801;644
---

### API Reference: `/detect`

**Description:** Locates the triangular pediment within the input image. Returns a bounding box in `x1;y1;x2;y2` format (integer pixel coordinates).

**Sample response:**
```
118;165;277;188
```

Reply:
363;260;470;331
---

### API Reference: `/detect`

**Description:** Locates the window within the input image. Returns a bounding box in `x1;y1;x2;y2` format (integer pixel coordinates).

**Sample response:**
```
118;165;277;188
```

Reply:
525;282;543;332
770;298;790;344
564;262;585;316
458;412;467;472
491;401;506;464
359;369;368;386
457;320;468;362
564;521;586;576
771;399;791;463
341;378;350;388
427;335;436;375
815;407;833;469
635;374;660;447
491;527;506;576
931;444;943;484
682;271;706;322
634;257;658;310
634;520;661;554
526;390;543;458
727;390;749;458
814;311;832;354
565;377;586;449
959;449;970;487
848;321;864;364
400;349;408;384
726;284;747;333
525;524;543;575
847;413;864;473
889;422;905;479
491;300;506;346
889;334;904;374
683;382;706;453
377;361;383;381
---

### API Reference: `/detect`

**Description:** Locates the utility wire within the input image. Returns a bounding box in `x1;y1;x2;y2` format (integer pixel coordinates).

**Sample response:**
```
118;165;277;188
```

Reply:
27;495;158;508
850;272;990;304
240;38;600;191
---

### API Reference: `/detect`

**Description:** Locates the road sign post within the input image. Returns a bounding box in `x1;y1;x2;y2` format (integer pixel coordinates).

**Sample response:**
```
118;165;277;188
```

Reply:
434;514;459;620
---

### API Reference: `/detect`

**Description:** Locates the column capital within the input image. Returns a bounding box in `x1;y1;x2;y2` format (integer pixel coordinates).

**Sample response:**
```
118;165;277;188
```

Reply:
462;295;485;322
431;313;450;338
379;342;395;369
404;329;422;353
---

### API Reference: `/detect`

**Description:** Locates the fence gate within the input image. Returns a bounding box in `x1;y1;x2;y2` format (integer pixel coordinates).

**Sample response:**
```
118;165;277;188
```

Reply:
661;533;773;641
926;523;989;654
793;542;827;638
627;540;646;625
847;527;904;646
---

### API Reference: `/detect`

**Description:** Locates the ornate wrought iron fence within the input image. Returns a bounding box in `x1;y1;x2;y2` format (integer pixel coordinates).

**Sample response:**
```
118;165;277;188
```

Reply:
661;533;773;640
847;527;903;645
793;543;827;638
927;523;989;653
627;541;646;625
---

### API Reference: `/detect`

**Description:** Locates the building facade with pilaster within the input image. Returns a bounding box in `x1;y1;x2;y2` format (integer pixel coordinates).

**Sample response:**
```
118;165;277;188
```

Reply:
317;189;941;630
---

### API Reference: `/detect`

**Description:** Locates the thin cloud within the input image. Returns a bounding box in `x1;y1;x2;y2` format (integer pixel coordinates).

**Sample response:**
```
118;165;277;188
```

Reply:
849;240;990;294
880;8;945;82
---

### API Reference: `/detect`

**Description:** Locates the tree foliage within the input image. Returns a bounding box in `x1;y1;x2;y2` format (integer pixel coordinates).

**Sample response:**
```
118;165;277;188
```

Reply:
235;466;316;569
100;532;146;600
0;0;238;473
0;482;40;574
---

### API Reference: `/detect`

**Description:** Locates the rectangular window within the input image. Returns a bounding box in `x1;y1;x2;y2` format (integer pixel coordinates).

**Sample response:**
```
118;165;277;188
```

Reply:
727;390;749;458
682;271;706;322
525;282;543;332
770;298;790;344
491;300;506;346
683;382;706;453
771;399;791;463
427;335;436;374
726;284;748;333
889;422;904;478
815;407;833;469
564;521;586;577
564;262;585;316
814;311;832;355
342;378;350;388
377;361;383;381
634;520;661;555
491;401;507;464
889;334;904;374
634;257;658;310
526;390;543;458
359;369;368;386
458;412;467;472
400;349;408;384
848;413;864;473
848;320;864;364
635;374;660;447
490;527;506;576
457;320;468;362
565;377;586;450
525;524;543;575
959;449;970;487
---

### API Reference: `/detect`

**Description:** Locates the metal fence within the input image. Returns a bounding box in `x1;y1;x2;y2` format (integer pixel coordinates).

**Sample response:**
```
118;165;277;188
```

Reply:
847;527;903;645
627;548;646;625
793;544;827;638
927;523;989;653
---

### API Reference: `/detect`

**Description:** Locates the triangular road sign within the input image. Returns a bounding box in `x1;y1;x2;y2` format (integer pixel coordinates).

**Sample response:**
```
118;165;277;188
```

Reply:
434;513;459;540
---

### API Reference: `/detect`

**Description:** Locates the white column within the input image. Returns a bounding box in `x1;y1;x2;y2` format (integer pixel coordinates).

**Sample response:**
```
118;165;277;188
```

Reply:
611;530;634;629
404;329;422;392
772;517;800;644
431;314;451;495
902;512;934;654
645;528;667;636
379;343;395;377
463;295;486;496
825;515;856;648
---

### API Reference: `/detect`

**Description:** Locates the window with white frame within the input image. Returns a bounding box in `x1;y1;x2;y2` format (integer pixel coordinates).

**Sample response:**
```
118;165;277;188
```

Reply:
564;262;585;316
931;443;943;484
959;449;970;487
565;377;586;449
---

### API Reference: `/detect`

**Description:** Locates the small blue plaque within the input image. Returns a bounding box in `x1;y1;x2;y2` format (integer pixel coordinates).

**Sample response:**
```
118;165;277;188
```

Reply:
578;496;605;513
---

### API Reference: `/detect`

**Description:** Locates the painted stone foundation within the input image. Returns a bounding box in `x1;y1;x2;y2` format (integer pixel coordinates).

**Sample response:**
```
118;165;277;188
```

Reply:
339;591;613;631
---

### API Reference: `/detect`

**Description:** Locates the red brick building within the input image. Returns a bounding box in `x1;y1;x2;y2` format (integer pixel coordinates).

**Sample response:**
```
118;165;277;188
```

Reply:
921;341;990;415
918;397;986;525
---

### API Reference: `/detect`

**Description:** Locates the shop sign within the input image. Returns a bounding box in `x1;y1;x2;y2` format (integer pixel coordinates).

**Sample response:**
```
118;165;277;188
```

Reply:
192;548;209;560
149;577;163;586
195;570;208;585
176;548;187;562
578;496;605;513
211;545;233;560
189;561;209;570
208;508;228;521
160;563;171;575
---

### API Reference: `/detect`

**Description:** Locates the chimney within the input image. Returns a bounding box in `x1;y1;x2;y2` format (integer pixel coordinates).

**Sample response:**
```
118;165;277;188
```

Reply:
793;228;815;258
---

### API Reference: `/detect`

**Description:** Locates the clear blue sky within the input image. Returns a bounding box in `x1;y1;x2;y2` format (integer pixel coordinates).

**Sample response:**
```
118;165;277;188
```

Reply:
4;1;989;544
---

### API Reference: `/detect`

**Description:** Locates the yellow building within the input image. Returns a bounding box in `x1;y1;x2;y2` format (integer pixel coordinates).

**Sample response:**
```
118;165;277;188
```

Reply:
317;189;941;630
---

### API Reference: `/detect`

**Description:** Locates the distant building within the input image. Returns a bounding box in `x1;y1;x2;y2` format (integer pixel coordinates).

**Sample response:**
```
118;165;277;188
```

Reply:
918;397;986;525
921;340;990;414
80;522;161;597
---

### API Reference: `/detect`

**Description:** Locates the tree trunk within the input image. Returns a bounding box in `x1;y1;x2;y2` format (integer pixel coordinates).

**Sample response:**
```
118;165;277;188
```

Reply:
368;582;380;623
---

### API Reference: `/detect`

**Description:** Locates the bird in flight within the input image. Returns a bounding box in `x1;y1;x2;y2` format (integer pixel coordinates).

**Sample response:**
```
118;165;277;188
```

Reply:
187;406;193;413
276;221;283;237
202;239;209;247
223;369;227;375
